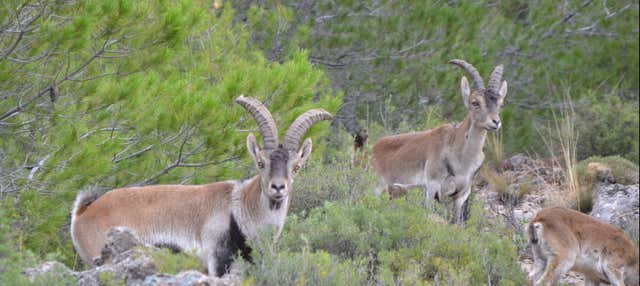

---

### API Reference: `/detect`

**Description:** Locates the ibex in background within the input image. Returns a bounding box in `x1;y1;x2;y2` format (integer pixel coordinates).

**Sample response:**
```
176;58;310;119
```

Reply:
70;95;332;277
372;59;507;224
351;129;369;169
528;207;639;286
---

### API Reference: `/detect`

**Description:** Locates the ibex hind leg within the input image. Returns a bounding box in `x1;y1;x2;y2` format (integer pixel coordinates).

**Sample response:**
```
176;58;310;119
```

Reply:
529;245;547;285
602;265;626;286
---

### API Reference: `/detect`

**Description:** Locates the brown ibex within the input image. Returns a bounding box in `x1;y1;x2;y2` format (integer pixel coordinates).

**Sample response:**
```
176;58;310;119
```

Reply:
528;207;639;286
372;59;507;224
70;95;332;277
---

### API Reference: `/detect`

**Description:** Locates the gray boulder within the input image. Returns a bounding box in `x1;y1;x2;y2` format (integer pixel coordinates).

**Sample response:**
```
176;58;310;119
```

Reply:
24;261;75;284
590;183;639;239
24;227;240;285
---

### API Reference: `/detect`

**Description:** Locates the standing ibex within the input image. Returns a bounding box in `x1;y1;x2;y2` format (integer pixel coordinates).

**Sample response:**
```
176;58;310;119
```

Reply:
372;59;507;224
70;95;332;277
528;207;639;286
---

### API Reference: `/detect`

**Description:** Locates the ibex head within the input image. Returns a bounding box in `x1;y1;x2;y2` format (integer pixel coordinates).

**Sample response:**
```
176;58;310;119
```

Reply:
450;59;508;131
236;95;332;204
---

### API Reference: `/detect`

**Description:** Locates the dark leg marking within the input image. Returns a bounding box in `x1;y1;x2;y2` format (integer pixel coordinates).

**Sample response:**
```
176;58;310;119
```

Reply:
214;246;233;277
213;214;253;277
229;214;252;262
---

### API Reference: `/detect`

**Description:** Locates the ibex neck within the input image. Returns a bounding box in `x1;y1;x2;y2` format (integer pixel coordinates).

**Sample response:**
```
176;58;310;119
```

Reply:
232;175;290;241
455;115;487;159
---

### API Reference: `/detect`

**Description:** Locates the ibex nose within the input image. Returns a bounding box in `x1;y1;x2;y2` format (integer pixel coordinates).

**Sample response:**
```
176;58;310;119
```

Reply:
271;183;285;193
492;119;501;126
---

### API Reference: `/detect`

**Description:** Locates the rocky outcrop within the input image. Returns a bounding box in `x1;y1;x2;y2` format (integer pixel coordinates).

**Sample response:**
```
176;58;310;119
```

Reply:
25;227;240;286
477;154;640;286
590;183;639;238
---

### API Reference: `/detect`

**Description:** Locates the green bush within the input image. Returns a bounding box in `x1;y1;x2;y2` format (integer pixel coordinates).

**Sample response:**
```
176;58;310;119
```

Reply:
572;155;639;213
576;96;639;164
291;143;376;216
576;155;639;185
243;245;367;286
272;193;526;285
0;207;75;286
145;248;202;275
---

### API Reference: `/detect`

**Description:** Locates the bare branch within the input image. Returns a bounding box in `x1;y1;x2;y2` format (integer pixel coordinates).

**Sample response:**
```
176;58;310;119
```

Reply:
541;0;594;39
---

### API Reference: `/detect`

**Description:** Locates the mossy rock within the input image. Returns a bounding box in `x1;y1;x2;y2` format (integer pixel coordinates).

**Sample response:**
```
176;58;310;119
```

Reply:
576;156;639;185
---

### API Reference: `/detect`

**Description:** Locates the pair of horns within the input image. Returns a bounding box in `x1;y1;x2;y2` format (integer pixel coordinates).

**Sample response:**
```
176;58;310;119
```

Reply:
236;95;333;151
449;59;504;95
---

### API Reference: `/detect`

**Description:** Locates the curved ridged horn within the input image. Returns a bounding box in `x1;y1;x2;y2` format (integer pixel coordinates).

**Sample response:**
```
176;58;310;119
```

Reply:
487;64;504;96
283;109;333;150
236;95;279;150
449;59;485;91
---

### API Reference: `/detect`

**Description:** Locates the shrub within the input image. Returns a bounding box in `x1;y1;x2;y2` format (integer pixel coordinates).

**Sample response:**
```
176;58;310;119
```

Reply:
572;155;639;213
291;145;377;216
0;207;75;286
274;192;526;285
575;95;639;164
145;248;202;275
576;155;639;185
243;244;367;286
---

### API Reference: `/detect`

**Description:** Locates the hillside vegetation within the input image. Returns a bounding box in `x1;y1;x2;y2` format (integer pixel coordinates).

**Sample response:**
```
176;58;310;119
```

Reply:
1;1;638;285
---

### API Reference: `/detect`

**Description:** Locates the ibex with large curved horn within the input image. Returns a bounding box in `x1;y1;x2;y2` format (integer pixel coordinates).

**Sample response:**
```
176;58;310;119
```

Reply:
70;95;332;277
372;60;507;224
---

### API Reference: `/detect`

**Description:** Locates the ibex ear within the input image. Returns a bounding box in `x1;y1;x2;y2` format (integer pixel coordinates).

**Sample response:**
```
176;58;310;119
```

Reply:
460;76;471;108
246;133;261;162
497;80;508;106
499;80;508;98
297;138;313;166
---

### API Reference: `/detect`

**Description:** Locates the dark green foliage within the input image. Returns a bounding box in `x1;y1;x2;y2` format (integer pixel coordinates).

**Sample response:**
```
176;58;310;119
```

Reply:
1;0;338;269
242;0;639;160
244;246;367;286
145;248;203;275
271;194;526;285
575;96;639;163
576;155;639;185
1;0;637;283
0;207;31;286
290;137;376;216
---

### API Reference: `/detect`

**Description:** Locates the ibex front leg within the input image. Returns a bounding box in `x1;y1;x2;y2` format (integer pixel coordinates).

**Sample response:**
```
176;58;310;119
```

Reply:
453;185;471;225
422;180;441;210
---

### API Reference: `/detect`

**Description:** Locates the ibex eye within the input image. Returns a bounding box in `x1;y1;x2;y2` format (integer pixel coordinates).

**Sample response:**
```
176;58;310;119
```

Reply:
257;161;265;169
293;165;300;173
471;101;480;107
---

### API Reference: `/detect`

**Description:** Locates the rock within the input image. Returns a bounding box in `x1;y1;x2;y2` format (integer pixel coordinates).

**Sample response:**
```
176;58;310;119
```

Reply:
590;183;639;235
499;154;534;172
77;227;157;285
96;226;142;266
23;227;241;285
24;261;74;283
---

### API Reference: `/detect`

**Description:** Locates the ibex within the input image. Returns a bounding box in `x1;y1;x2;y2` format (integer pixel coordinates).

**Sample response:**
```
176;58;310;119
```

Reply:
351;129;369;169
528;207;639;286
372;59;507;224
70;95;332;277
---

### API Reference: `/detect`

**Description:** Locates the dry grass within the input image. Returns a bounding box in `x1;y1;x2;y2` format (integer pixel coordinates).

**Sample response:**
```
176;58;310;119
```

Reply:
479;166;508;193
538;92;585;211
486;131;504;166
